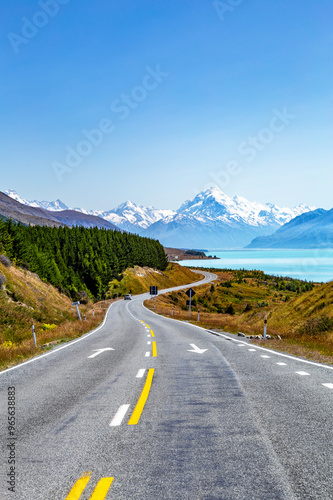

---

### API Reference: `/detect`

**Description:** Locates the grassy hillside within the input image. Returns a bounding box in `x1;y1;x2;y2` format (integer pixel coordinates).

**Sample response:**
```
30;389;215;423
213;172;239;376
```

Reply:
0;259;111;370
144;267;333;363
108;263;201;297
0;262;200;371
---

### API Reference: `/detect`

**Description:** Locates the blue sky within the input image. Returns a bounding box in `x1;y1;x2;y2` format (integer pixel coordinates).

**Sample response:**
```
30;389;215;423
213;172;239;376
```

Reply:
1;0;332;211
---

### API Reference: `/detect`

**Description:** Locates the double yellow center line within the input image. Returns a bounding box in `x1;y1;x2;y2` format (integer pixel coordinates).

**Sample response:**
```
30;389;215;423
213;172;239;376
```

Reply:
65;473;113;500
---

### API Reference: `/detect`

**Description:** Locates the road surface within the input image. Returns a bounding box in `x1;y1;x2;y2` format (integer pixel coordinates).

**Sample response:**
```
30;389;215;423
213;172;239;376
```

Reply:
0;270;332;499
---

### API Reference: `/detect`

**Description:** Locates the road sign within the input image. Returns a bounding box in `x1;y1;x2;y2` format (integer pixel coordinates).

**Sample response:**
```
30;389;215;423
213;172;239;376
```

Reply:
186;288;196;318
150;286;158;295
72;301;81;321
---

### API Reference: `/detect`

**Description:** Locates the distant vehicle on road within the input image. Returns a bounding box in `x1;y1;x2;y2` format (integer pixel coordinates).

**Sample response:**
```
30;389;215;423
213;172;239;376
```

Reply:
124;294;132;300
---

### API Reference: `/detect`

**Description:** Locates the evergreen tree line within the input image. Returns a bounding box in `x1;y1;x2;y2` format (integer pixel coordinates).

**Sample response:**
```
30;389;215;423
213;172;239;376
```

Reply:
0;220;168;300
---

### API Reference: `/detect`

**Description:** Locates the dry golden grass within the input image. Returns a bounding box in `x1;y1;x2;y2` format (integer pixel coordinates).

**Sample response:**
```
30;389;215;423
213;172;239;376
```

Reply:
0;260;120;370
108;263;202;297
144;269;333;365
0;261;201;371
0;299;115;371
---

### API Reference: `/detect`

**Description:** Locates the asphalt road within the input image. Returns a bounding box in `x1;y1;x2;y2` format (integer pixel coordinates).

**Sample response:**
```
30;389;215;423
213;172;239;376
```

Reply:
0;270;332;499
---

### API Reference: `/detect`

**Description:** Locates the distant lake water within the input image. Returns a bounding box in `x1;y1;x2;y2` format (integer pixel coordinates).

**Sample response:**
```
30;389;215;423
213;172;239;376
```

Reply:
178;249;333;283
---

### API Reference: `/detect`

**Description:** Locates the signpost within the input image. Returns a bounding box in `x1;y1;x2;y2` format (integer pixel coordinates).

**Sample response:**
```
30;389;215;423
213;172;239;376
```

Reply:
150;286;158;309
72;301;81;321
185;288;196;318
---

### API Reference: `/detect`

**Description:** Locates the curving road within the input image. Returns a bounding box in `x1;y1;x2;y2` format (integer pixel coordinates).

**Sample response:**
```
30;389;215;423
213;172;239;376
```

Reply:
0;270;332;499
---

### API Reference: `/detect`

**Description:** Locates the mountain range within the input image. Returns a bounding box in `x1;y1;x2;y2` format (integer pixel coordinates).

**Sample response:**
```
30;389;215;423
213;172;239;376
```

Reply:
0;191;120;231
247;208;333;249
5;188;314;248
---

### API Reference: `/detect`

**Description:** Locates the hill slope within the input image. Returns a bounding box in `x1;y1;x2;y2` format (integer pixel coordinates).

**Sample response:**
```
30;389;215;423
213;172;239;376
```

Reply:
247;208;333;248
0;191;120;230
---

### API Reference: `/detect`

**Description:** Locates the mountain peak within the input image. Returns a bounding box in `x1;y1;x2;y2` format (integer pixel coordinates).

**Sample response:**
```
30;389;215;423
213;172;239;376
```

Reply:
4;188;317;248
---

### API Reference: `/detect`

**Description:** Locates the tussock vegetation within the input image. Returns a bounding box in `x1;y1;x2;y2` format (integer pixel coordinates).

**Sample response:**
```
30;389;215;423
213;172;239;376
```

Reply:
0;259;114;370
108;263;201;297
144;267;333;364
0;261;200;371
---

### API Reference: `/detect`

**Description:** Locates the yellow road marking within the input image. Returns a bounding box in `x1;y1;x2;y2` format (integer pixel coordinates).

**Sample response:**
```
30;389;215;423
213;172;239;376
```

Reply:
65;472;92;500
128;368;155;425
90;477;114;499
145;324;150;329
150;329;155;337
152;341;157;357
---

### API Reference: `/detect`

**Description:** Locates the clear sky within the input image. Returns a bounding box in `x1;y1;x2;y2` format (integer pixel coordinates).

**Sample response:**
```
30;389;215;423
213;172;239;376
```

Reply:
1;0;332;211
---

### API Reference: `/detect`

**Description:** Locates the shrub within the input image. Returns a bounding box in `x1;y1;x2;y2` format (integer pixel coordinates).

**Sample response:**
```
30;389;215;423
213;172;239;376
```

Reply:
0;255;11;268
2;341;14;349
78;291;89;304
299;315;333;337
42;323;57;331
221;281;232;288
225;304;235;315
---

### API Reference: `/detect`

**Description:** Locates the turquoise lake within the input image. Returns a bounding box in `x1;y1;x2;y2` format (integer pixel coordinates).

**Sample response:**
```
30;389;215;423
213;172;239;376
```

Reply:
178;249;333;283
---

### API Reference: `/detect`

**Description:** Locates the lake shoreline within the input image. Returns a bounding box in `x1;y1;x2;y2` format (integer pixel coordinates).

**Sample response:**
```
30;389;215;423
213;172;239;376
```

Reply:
177;248;333;283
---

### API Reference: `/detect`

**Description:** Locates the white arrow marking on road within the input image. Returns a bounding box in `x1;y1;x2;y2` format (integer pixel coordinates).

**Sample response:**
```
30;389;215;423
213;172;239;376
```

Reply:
187;343;208;354
88;348;115;358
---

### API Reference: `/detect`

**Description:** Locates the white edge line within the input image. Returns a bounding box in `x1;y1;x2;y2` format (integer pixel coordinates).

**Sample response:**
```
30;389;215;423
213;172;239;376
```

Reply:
0;302;116;376
1;271;216;376
141;302;333;372
110;404;130;427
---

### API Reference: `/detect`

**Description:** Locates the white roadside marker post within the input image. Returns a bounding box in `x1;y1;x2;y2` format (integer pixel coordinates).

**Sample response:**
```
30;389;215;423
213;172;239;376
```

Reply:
197;308;200;322
32;325;37;348
172;306;174;316
264;315;267;339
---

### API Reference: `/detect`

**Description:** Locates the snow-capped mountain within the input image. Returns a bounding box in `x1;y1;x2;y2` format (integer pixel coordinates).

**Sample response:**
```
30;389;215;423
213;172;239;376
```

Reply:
175;187;312;227
144;188;315;248
5;190;175;235
5;188;315;248
96;201;176;233
5;189;69;212
247;208;333;249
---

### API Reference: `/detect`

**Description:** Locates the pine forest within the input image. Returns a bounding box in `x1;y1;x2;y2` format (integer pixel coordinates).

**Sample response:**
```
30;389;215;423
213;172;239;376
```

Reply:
0;219;168;300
